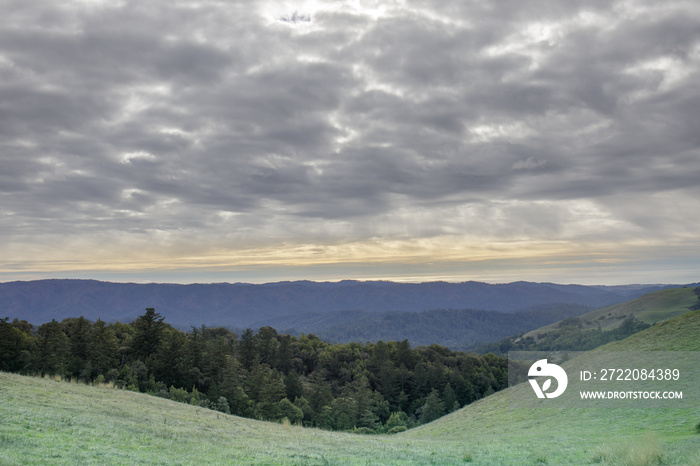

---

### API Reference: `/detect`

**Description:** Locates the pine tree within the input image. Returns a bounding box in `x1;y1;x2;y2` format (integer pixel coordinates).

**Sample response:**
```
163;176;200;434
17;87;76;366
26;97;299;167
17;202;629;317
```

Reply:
155;328;188;388
64;317;92;379
36;319;70;376
132;308;165;362
0;318;33;372
418;389;445;424
293;396;314;425
188;325;204;371
89;319;118;377
284;371;304;401
256;326;279;365
254;369;286;420
239;328;257;371
227;386;254;417
276;335;294;373
330;397;357;430
442;382;459;412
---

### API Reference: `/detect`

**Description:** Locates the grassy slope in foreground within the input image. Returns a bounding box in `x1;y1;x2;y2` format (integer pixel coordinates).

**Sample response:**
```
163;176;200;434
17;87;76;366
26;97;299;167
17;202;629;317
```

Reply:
520;287;698;341
0;372;471;465
406;309;700;464
1;310;699;465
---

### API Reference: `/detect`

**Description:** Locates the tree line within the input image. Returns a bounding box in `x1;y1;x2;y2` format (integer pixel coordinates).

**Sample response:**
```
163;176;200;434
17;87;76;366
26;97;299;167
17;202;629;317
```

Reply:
0;308;509;433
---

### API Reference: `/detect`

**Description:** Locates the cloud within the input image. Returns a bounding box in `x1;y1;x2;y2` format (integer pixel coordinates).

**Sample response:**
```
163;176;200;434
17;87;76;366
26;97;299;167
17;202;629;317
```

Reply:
1;0;699;283
512;157;548;171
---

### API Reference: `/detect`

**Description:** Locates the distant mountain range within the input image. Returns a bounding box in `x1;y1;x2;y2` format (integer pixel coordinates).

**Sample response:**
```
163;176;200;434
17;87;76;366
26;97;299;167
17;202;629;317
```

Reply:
0;279;690;331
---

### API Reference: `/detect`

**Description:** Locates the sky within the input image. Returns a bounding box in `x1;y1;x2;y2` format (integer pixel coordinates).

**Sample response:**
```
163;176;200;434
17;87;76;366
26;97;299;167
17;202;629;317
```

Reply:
1;0;699;286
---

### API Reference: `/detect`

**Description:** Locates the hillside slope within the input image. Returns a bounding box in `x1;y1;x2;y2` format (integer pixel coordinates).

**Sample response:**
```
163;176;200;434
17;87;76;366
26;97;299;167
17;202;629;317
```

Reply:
599;308;700;351
0;371;491;465
520;286;699;341
406;309;700;463
1;311;698;464
259;304;593;350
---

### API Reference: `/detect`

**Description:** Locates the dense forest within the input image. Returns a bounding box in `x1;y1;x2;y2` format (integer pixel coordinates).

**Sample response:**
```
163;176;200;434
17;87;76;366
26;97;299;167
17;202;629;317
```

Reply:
0;309;511;433
264;303;593;350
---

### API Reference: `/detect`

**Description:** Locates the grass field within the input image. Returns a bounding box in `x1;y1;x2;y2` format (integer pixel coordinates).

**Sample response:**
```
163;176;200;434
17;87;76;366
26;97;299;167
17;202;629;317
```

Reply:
407;310;700;465
0;372;475;465
1;310;698;465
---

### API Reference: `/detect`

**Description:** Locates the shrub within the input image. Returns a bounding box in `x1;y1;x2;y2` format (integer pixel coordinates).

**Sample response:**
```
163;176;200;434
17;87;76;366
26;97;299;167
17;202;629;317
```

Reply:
387;426;407;434
105;369;119;382
351;427;376;435
198;398;211;409
277;398;303;424
169;386;189;403
214;396;231;414
385;411;409;430
592;433;662;465
189;388;201;406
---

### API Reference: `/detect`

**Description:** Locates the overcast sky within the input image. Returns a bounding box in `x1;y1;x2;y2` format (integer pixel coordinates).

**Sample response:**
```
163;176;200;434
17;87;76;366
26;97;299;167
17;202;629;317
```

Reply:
1;0;699;285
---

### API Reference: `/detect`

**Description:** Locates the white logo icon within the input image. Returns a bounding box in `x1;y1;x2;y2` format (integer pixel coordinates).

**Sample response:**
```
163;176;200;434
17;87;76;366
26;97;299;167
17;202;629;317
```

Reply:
528;359;568;398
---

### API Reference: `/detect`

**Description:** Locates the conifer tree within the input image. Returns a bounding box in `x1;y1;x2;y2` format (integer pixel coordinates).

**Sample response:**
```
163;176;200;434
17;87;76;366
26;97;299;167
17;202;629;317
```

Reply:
90;319;119;377
284;371;304;401
239;328;257;371
64;317;92;379
132;308;165;362
443;382;459;412
0;318;33;372
36;319;70;376
418;389;445;424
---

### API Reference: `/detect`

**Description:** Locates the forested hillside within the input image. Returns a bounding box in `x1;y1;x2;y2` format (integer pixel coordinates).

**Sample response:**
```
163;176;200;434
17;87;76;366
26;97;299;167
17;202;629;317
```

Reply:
0;310;511;433
262;304;593;350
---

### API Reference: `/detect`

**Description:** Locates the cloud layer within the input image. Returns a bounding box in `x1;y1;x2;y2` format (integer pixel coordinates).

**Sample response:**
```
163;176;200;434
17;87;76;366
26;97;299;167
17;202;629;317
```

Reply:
2;0;699;283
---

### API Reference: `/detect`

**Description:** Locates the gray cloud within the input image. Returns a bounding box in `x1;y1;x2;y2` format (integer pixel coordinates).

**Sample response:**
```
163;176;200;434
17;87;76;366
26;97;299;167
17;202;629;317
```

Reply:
1;0;700;281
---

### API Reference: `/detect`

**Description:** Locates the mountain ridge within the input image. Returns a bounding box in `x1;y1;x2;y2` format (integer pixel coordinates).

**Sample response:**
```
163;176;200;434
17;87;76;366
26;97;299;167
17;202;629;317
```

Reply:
0;278;690;329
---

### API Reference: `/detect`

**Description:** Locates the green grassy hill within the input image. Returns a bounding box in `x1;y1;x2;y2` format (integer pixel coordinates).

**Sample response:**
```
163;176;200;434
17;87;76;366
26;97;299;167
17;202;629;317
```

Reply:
520;287;699;341
599;308;700;351
1;310;698;465
0;371;468;465
408;309;700;464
